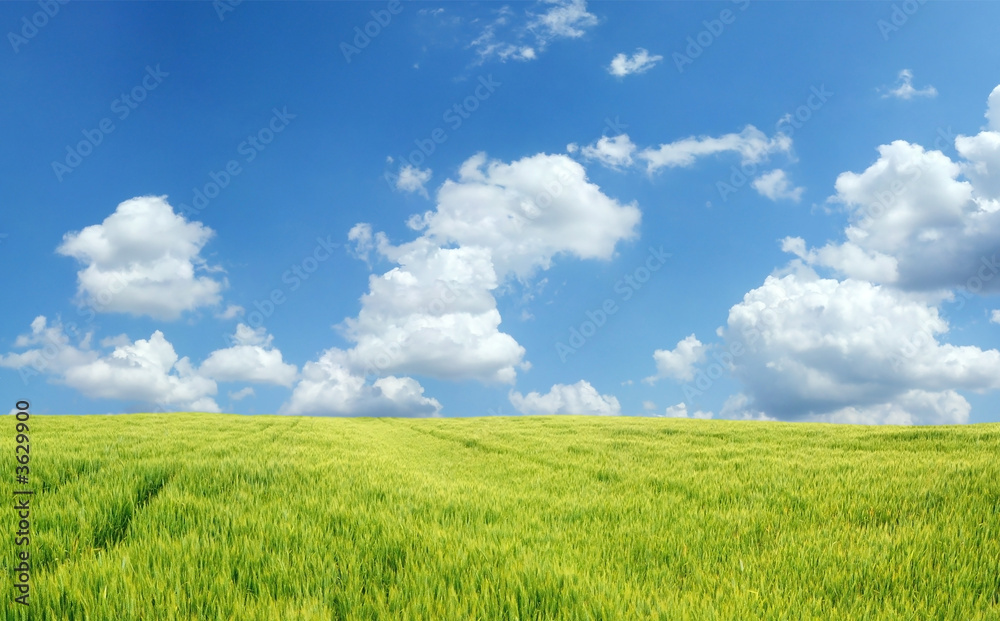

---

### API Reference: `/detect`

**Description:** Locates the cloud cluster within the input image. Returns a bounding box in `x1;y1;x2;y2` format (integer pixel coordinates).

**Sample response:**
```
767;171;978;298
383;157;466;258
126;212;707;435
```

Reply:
572;127;799;202
721;268;1000;424
280;349;442;417
471;0;597;63
283;151;639;415
1;317;302;413
648;84;1000;424
785;138;1000;292
509;380;620;415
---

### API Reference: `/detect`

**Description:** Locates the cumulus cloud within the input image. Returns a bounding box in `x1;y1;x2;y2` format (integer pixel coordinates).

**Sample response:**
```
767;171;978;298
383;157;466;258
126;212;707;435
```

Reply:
638;125;792;174
280;349;442;416
56;196;225;320
579;134;636;168
663;402;712;419
0;316;97;381
394;164;433;198
199;324;298;387
608;48;663;77
645;334;707;383
341;240;526;383
1;317;220;412
471;0;597;63
788;137;1000;291
987;85;1000;131
285;149;638;414
752;169;804;202
991;309;1000;325
509;380;620;415
956;126;1000;201
881;69;937;100
408;151;641;280
720;269;1000;424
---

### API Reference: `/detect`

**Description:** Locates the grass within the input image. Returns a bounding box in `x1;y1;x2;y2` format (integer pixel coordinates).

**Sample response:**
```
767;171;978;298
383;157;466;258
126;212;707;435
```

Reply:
2;413;999;620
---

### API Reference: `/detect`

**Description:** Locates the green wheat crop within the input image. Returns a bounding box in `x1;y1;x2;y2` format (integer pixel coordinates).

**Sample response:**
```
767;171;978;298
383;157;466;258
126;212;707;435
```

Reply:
2;414;998;620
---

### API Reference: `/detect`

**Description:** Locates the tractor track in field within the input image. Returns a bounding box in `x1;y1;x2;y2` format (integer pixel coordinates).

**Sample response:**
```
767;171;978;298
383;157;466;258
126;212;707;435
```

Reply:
92;469;176;552
36;468;177;574
401;423;662;487
402;423;574;473
39;459;104;496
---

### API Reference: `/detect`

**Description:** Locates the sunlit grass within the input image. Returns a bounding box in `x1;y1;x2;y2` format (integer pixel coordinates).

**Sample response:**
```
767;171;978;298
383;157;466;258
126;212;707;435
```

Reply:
2;414;999;620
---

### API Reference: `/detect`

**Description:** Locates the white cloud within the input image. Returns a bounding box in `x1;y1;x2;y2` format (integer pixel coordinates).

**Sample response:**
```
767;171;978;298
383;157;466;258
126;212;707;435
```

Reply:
721;269;1000;424
409;151;641;280
752;169;804;202
663;402;712;419
991;309;1000;324
63;330;219;412
199;324;298;387
790;137;1000;291
608;48;662;77
881;69;937;100
645;334;707;383
279;348;442;417
394;164;433;198
0;319;221;413
229;387;255;401
638;125;792;174
285;150;638;413
509;380;620;415
716;393;776;421
956;126;1000;201
642;400;656;412
56;196;225;320
0;316;97;380
987;85;1000;131
579;134;636;168
341;240;526;384
215;304;244;320
805;390;969;425
527;0;598;40
471;0;597;63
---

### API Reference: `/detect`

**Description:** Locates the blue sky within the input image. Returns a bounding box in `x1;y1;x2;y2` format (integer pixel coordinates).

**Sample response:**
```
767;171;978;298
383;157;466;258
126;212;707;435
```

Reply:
3;0;1000;423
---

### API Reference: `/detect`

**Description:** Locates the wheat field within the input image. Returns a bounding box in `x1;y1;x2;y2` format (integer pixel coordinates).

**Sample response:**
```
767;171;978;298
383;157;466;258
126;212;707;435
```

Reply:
2;413;999;620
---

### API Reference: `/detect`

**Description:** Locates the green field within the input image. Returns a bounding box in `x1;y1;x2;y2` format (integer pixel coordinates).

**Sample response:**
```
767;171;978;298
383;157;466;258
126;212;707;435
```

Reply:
2;414;999;620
